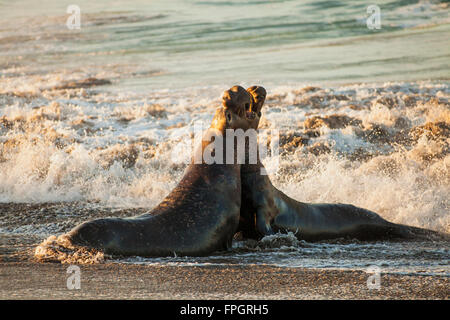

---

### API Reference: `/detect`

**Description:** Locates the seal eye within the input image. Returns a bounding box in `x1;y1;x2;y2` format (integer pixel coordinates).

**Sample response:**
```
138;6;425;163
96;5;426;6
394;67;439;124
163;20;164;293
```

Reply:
257;111;261;117
226;111;232;123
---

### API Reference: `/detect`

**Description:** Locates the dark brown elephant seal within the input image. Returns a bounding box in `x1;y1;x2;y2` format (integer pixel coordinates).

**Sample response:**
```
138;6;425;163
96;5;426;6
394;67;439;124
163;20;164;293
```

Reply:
239;86;447;241
66;85;256;256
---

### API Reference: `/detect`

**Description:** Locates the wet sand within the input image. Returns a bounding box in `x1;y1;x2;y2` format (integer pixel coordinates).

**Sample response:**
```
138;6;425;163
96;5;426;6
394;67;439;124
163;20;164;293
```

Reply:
1;262;448;300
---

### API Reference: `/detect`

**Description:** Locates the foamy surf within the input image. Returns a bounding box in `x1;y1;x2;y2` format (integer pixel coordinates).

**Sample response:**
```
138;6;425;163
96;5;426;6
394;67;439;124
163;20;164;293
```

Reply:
1;81;448;232
34;234;106;264
0;77;448;275
111;232;449;276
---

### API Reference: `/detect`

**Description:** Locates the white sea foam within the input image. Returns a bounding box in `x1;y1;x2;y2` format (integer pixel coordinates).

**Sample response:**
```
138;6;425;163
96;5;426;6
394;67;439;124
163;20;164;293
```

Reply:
1;81;449;234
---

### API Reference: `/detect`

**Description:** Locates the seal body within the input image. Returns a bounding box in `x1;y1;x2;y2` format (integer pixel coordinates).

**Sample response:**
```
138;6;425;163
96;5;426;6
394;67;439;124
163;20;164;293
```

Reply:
239;86;445;241
69;161;241;256
67;86;255;256
241;168;439;241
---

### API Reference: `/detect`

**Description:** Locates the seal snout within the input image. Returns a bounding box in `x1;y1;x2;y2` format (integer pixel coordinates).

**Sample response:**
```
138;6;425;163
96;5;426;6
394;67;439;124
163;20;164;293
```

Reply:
247;86;267;117
222;85;252;118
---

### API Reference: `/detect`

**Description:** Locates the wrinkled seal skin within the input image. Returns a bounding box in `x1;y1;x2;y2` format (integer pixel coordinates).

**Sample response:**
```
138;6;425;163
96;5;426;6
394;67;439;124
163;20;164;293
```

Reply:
67;86;255;257
239;86;447;241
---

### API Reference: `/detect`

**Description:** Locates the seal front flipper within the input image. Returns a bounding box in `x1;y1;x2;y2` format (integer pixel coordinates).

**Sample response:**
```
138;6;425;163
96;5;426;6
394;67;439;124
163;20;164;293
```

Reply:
256;208;275;236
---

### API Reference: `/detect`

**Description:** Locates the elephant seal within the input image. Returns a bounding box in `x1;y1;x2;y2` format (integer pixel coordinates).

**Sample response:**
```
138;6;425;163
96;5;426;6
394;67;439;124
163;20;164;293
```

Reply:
239;86;446;241
66;85;256;257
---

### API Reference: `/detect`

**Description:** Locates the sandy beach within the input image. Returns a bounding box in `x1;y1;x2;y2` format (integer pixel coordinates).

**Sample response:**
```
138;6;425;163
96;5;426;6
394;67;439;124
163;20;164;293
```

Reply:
1;262;448;300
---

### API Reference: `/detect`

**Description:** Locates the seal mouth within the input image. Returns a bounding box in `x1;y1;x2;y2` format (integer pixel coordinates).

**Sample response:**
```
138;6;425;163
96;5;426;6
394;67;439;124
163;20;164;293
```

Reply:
245;111;257;120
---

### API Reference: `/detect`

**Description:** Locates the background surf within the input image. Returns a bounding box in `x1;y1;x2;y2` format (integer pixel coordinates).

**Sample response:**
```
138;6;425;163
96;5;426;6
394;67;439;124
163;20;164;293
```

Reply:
1;0;449;89
0;0;449;273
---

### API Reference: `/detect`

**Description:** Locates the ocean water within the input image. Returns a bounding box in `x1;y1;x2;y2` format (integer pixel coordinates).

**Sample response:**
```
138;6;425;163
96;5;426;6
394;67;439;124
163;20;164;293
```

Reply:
1;0;449;89
1;0;449;275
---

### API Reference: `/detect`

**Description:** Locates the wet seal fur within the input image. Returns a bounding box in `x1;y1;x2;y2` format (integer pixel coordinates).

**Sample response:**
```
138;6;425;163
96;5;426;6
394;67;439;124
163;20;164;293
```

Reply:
66;86;255;256
239;86;448;241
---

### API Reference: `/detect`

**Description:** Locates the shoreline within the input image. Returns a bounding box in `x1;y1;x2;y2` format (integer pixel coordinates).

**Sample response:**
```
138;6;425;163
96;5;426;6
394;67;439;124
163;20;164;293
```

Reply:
1;262;448;300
